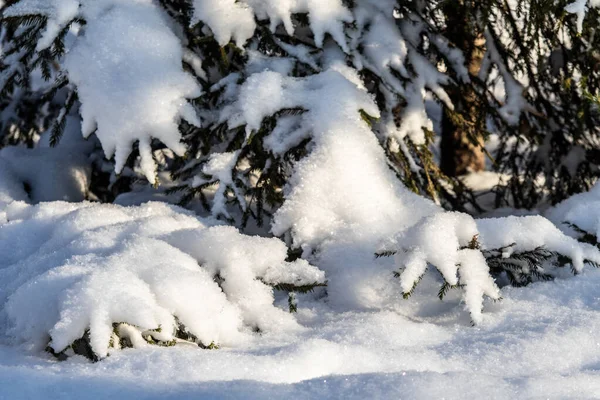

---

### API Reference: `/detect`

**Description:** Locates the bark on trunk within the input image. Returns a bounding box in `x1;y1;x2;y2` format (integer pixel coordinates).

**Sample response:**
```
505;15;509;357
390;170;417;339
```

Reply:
440;2;486;177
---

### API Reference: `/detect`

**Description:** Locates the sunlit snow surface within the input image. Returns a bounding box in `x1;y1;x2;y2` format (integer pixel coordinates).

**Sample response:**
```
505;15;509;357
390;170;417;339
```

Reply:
3;269;600;399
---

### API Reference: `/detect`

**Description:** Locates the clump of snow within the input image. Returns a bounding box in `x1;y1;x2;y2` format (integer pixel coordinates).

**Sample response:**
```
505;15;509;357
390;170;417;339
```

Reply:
0;200;323;359
191;0;255;47
192;0;353;50
4;0;202;184
566;0;600;33
477;215;600;272
387;212;500;323
224;65;437;252
383;211;600;323
167;226;324;332
547;182;600;241
191;151;242;219
219;64;440;310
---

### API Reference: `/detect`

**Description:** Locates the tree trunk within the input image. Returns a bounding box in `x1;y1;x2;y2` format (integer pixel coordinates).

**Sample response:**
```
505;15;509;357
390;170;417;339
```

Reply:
440;2;486;177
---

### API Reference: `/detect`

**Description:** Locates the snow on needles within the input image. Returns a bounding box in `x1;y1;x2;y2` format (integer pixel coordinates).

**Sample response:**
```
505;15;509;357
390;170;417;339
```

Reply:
192;0;353;50
220;64;441;310
385;211;600;323
566;0;600;33
4;0;202;184
0;194;324;359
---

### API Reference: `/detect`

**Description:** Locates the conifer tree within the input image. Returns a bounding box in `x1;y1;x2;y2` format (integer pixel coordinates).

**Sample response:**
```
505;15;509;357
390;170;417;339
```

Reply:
4;0;596;215
0;0;599;306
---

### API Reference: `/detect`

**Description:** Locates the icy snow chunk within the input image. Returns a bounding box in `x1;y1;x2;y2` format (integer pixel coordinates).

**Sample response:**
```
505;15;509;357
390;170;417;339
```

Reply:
0;201;323;359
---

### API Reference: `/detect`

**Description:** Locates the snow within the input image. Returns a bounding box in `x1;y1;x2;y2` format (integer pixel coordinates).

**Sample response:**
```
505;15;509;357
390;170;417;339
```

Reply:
566;0;600;33
191;0;256;47
0;144;91;204
5;138;600;398
477;215;600;272
3;268;600;398
219;65;443;310
191;0;352;50
4;0;203;184
547;181;600;240
2;0;79;51
65;2;201;184
383;211;600;322
2;1;600;397
192;151;241;219
0;189;323;359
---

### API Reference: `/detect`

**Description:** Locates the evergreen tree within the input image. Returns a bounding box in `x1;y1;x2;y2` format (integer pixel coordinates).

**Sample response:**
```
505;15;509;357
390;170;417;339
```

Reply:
0;0;599;330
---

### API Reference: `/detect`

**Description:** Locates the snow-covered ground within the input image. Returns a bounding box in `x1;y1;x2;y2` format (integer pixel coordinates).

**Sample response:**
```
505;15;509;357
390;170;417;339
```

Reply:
2;267;600;399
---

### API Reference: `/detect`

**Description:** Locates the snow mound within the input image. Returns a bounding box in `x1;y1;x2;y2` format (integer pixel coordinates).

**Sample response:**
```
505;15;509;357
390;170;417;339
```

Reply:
0;201;324;359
